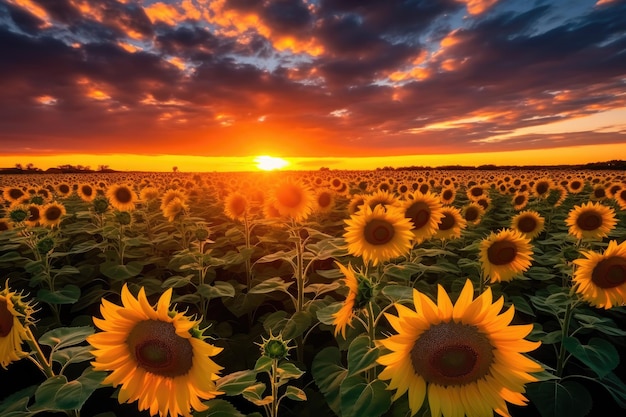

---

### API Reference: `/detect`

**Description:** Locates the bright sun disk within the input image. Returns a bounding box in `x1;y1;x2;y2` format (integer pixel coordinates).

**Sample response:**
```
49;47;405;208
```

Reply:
255;155;289;171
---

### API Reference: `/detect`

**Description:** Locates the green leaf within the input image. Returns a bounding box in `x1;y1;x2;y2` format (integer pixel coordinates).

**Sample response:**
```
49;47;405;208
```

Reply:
339;375;391;417
256;250;295;264
573;313;626;336
161;274;195;288
277;362;305;383
283;386;307;402
242;383;272;406
311;347;348;416
195;399;245;417
597;371;626;408
347;335;379;377
381;285;414;303
36;285;81;305
509;295;535;317
316;302;342;325
50;345;93;366
216;370;258;396
249;277;293;295
527;380;592;417
281;310;312;340
563;337;619;378
0;385;37;415
39;326;94;350
199;281;236;299
254;356;273;373
99;260;143;281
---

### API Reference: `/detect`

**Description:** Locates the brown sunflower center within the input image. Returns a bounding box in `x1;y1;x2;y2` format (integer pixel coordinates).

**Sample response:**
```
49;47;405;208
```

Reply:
82;186;93;196
576;210;602;231
318;192;332;208
45;206;62;221
127;320;193;378
410;321;494;386
9;189;24;200
570;181;582;190
28;206;41;222
517;215;537;234
470;187;483;197
465;207;479;222
276;186;302;208
514;195;526;206
229;197;247;216
406;201;431;229
536;182;549;195
364;219;395;246
442;190;453;201
487;239;518;265
115;187;133;204
591;256;626;288
58;184;70;194
594;188;606;199
438;212;456;231
0;298;14;337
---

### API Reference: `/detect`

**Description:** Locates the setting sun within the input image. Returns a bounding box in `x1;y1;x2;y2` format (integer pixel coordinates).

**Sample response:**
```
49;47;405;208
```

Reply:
255;155;289;171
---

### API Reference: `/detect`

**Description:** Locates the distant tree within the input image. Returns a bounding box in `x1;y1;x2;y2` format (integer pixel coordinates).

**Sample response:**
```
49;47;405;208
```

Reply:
15;163;23;170
26;163;35;170
98;165;109;171
172;166;178;173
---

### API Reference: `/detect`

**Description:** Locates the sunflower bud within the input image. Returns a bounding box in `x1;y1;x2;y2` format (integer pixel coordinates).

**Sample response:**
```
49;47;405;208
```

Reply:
36;237;55;255
9;207;28;223
93;197;109;214
258;333;291;360
115;211;132;225
354;273;374;309
195;228;210;241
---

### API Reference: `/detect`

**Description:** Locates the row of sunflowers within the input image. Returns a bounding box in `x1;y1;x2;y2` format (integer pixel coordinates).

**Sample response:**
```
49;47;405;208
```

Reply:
1;168;626;417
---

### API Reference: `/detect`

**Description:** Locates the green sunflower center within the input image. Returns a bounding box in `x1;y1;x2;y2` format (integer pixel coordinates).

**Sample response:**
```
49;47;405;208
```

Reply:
127;320;193;378
411;321;494;386
592;256;626;288
45;206;62;221
276;185;302;208
487;239;518;266
438;212;456;231
576;210;602;231
0;298;14;337
517;215;537;234
364;219;395;246
115;187;133;204
405;201;431;229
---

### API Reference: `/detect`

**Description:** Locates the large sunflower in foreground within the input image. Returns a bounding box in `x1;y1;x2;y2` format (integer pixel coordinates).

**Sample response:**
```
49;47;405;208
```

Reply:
0;282;35;369
565;201;616;240
88;285;223;417
573;240;626;309
480;229;533;283
344;204;414;266
377;279;542;417
332;262;373;339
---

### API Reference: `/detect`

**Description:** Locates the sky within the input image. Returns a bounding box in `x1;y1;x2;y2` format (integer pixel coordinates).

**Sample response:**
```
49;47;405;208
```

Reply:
1;0;625;172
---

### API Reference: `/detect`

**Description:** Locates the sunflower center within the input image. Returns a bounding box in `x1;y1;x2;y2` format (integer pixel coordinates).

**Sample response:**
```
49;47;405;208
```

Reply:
517;216;537;233
318;192;332;208
0;298;14;337
576;211;602;231
536;182;549;195
364;219;395;246
276;186;302;208
465;207;479;222
438;212;456;231
411;321;494;386
9;189;24;200
127;320;193;378
229;197;247;216
28;206;41;222
487;240;518;265
591;256;626;288
45;206;62;221
514;195;526;206
115;187;133;204
406;201;431;229
594;188;606;199
82;186;93;197
470;187;483;197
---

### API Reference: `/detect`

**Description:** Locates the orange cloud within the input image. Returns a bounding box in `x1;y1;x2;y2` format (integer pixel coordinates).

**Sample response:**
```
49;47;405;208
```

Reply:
9;0;51;26
457;0;500;15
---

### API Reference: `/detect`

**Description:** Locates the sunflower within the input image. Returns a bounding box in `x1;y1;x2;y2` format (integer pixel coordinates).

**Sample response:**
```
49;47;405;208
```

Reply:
462;202;485;225
77;183;96;202
56;182;73;198
434;206;466;241
377;279;543;417
332;262;373;339
567;178;585;194
566;201;617;240
40;202;66;228
439;187;456;205
3;187;26;203
0;282;35;369
107;184;137;211
88;284;223;417
140;186;160;203
24;204;41;227
0;218;12;232
466;185;486;201
348;194;366;215
615;188;626;211
480;229;533;283
573;240;626;309
365;189;399;211
344;204;413;266
532;178;552;199
402;191;444;244
269;179;314;222
160;189;188;211
162;198;189;222
314;189;336;214
511;210;545;240
511;192;529;211
223;191;249;221
590;185;607;201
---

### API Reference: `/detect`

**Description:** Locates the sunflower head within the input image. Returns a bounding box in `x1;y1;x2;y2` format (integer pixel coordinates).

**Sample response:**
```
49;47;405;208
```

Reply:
377;279;543;416
115;211;132;226
36;236;56;255
566;201;616;240
332;262;375;338
270;179;314;222
0;282;36;369
40;202;66;228
107;184;137;211
402;191;444;244
93;197;110;214
258;332;293;360
224;192;248;221
8;206;28;224
512;210;545;240
480;228;533;283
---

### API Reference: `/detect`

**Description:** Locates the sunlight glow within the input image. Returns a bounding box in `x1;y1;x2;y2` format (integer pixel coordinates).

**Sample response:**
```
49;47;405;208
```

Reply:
255;155;289;171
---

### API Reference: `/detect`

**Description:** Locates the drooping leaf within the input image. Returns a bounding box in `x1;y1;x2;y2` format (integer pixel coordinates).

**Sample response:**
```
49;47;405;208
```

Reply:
339;375;391;417
563;337;619;378
527;380;592;417
312;347;348;416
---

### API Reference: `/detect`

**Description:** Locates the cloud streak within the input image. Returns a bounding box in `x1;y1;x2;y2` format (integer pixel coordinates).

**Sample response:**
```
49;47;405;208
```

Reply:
1;0;625;160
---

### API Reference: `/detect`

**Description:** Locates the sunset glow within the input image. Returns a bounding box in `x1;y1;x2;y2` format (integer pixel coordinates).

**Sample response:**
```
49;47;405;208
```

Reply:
1;0;625;170
254;155;289;171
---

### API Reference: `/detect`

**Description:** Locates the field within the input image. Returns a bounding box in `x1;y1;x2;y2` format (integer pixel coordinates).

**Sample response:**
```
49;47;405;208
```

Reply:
1;169;626;417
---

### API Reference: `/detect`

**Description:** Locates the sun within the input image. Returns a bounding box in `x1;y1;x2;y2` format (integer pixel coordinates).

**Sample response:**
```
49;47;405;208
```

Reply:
255;155;289;171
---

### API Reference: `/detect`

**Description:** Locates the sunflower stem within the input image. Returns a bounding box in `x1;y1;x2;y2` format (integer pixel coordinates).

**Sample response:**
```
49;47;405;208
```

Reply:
270;358;279;417
556;298;576;378
25;327;55;379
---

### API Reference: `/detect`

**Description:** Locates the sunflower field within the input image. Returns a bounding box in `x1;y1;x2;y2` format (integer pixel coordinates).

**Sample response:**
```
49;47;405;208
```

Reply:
1;169;626;417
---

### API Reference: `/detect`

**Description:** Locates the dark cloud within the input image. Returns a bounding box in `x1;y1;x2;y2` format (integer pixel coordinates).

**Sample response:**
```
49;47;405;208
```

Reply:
0;0;625;159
